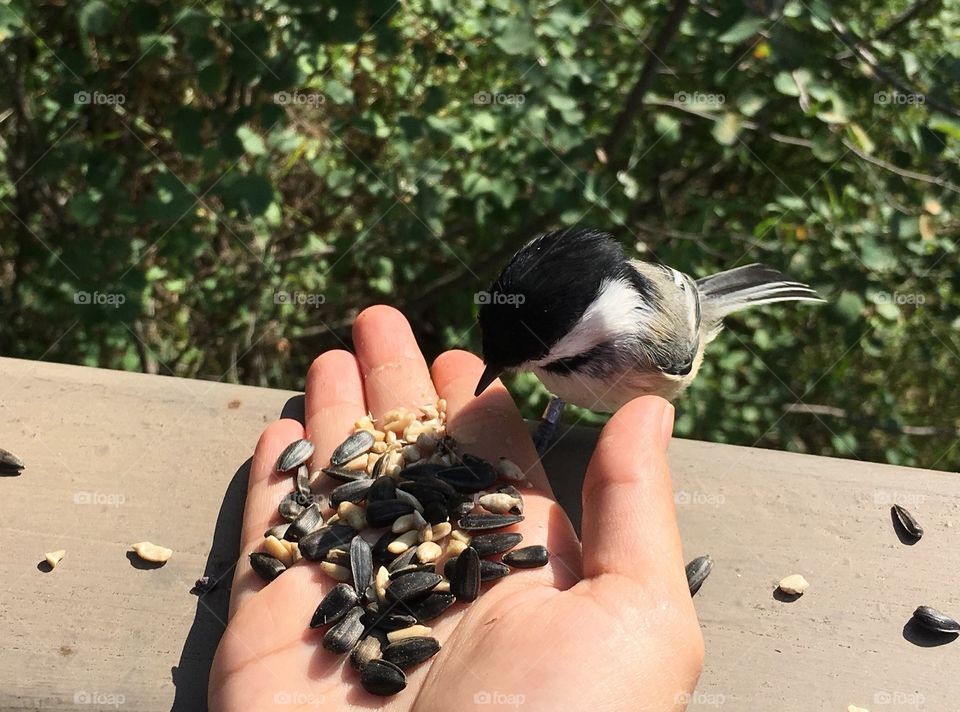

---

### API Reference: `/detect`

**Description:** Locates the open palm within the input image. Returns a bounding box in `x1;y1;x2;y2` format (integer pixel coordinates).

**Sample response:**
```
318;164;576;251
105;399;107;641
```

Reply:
209;306;703;711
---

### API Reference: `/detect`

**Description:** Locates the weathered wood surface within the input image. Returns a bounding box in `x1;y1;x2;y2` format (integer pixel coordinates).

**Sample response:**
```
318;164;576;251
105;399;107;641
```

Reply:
0;356;956;711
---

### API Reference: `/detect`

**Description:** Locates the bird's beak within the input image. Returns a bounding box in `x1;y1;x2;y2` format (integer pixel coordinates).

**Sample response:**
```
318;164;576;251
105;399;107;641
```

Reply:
474;364;503;397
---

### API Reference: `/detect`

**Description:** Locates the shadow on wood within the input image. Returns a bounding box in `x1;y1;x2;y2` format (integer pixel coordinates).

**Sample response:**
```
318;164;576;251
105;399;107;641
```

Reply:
170;395;305;712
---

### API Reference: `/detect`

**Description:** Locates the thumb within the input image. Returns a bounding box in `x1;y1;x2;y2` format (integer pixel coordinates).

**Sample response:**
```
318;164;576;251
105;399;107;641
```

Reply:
580;396;685;589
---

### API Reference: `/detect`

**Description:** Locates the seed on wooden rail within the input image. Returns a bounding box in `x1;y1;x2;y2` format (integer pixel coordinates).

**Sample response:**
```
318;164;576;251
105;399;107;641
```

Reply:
469;532;523;557
891;504;923;541
0;448;25;476
299;524;356;561
323;606;365;653
451;547;480;602
385;571;442;603
685;555;712;596
286;503;323;541
777;574;809;596
44;550;66;569
458;513;524;531
502;545;549;569
913;605;960;634
381;636;441;669
249;552;286;582
331;430;376;467
360;658;407;696
351;535;373;593
310;583;359;628
276;438;315;472
131;541;173;564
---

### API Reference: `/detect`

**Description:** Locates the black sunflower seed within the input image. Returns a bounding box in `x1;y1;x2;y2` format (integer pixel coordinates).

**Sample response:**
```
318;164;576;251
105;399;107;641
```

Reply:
386;548;419;573
397;463;448;480
249;552;286;582
322;466;370;483
502;545;550;569
451;546;480;602
685;555;713;596
371;452;388;479
264;522;291;540
423;500;449;525
458;513;524;530
913;605;960;634
350;535;373;593
372;530;399;568
406;592;455;621
448;494;475;518
367;476;397;503
310;583;359;628
479;559;510;581
385;571;441;603
469;532;523;557
0;448;25;476
276;438;315;472
323;606;365;653
361;609;418;632
382;636;441;669
285;502;323;541
396;482;447;507
366;499;415;528
360;658;407;696
299;524;356;561
892;504;923;540
331;430;376;466
436;461;497;493
331;479;373;508
295;464;311;498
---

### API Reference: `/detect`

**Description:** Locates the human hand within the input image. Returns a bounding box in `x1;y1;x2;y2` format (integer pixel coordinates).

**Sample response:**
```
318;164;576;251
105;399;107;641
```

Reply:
209;305;703;711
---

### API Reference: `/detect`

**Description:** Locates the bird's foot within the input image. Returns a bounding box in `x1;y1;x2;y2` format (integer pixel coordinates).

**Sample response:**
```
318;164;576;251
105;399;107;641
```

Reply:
533;396;565;457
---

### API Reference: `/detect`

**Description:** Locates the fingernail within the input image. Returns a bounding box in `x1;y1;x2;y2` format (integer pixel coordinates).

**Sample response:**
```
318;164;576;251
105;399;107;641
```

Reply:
660;403;675;447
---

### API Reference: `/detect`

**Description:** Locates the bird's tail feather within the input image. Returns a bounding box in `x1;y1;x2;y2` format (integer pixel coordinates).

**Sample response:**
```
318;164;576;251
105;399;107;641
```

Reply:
697;263;823;320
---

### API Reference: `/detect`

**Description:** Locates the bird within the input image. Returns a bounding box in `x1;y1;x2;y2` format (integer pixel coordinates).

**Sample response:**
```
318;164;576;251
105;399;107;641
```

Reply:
473;227;824;425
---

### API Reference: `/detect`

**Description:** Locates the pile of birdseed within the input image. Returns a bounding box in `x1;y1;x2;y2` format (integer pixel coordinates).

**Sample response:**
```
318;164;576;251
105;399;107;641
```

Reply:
248;401;549;696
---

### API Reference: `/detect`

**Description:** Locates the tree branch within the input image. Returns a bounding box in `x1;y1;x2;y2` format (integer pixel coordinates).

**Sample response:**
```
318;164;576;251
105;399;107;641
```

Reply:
602;0;691;162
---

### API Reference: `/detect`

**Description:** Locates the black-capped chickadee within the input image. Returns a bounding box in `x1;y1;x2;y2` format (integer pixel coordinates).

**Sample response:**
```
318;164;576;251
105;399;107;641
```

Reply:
474;227;824;413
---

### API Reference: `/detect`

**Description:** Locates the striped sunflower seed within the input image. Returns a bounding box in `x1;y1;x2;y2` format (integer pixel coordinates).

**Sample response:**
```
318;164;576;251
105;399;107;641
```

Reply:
330;479;373;508
913;605;960;634
322;465;371;483
276;438;315;472
0;448;25;476
685;555;713;596
295;464;311;498
331;430;376;467
892;504;923;540
285;503;323;541
350;535;373;593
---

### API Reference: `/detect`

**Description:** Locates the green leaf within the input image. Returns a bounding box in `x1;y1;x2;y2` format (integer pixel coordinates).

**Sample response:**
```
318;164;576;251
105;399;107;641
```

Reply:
78;1;113;36
236;126;267;156
712;113;742;146
218;174;274;216
495;19;537;55
718;16;765;43
68;194;100;227
835;291;865;322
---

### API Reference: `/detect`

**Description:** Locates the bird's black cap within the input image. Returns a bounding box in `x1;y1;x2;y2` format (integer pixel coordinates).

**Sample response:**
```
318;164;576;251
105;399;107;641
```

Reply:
475;227;629;396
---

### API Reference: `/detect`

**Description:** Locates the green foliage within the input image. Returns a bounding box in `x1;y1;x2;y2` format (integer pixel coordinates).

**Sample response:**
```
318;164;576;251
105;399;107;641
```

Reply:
1;0;959;470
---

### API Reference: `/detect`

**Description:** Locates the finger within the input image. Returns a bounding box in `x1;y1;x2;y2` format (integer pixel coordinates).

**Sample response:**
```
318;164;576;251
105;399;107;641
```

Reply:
580;396;685;590
229;418;306;619
352;305;437;419
430;349;551;495
305;349;367;485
